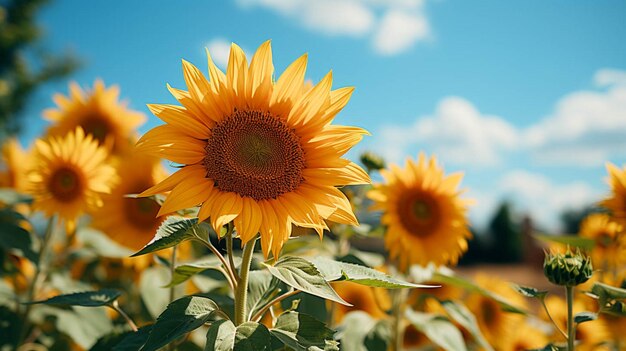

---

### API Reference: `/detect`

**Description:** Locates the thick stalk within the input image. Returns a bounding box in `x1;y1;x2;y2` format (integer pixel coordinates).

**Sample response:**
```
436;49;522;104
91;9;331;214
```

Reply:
18;216;55;346
234;237;257;326
566;286;575;351
391;289;406;351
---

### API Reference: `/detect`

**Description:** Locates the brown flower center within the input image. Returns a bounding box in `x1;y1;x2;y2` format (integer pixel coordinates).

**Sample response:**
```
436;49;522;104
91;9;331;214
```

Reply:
81;115;111;144
49;167;82;202
398;191;440;237
203;109;306;200
124;196;161;230
480;298;500;327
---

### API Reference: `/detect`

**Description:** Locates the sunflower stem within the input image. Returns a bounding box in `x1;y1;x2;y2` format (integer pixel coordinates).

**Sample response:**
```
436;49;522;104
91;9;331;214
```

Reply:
225;223;239;282
540;297;567;339
193;227;237;290
566;286;575;351
18;216;56;347
109;301;138;332
235;237;257;326
251;289;301;322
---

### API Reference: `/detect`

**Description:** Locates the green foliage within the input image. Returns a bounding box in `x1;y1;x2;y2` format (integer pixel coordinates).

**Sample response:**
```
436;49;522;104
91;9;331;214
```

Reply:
573;311;597;324
0;0;79;139
362;320;391;351
309;256;433;289
25;289;121;307
142;295;220;351
589;282;626;317
440;300;493;351
0;207;37;261
512;284;548;299
488;202;523;263
132;216;203;257
405;309;467;351
534;233;595;250
167;257;235;287
271;311;338;351
264;256;349;306
205;320;271;351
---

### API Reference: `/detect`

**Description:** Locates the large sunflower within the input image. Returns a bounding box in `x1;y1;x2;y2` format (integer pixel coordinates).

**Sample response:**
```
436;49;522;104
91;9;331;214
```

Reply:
137;41;370;258
579;213;624;272
367;154;471;269
602;163;626;223
44;80;145;153
28;127;116;232
90;151;167;251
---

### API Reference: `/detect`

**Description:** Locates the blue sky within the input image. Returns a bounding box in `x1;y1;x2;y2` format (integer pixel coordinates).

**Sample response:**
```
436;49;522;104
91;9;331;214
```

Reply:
20;0;626;230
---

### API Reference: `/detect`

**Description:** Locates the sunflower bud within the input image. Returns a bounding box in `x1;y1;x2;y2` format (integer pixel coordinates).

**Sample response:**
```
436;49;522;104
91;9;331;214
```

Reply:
360;151;386;173
543;248;593;287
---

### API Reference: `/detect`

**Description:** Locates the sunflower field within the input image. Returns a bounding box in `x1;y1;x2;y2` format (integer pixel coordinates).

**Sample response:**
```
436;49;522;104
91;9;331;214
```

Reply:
1;2;626;351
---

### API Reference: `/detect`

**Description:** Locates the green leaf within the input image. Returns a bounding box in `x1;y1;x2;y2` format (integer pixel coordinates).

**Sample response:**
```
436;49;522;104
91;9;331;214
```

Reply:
336;311;376;351
533;233;595;250
24;289;121;307
574;312;597;324
309;257;435;289
0;209;37;261
142;295;219;351
431;272;527;314
246;271;284;319
591;282;626;300
363;320;391;351
264;256;349;306
206;319;236;351
131;216;202;257
440;300;493;351
112;325;153;351
271;311;337;351
205;320;271;351
166;257;231;287
405;309;467;351
512;284;548;299
234;322;272;351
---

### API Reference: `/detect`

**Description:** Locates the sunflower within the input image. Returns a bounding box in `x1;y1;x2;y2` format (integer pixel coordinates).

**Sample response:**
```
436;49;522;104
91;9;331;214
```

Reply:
602;163;626;223
500;323;548;351
331;281;390;323
579;213;624;273
137;41;369;258
465;274;527;350
27;127;116;232
541;295;609;351
367;154;471;270
90;151;167;251
44;80;145;153
0;138;31;192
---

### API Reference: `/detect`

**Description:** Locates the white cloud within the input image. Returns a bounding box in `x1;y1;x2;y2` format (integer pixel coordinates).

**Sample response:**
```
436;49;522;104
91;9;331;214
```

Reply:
379;96;519;166
523;71;626;166
497;170;598;231
205;38;232;69
373;10;429;55
236;0;431;55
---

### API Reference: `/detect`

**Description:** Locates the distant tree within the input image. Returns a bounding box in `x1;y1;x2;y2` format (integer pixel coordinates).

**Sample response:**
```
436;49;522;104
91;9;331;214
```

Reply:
0;0;79;140
488;201;523;263
560;205;602;234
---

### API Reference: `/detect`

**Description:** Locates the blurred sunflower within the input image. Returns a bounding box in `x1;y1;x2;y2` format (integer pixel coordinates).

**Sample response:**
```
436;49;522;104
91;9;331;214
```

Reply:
579;213;624;272
28;127;116;232
90;151;167;251
331;281;390;323
44;80;145;153
602;163;626;222
138;40;369;258
465;274;527;350
0;139;31;192
541;295;609;351
500;323;548;351
367;154;471;270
